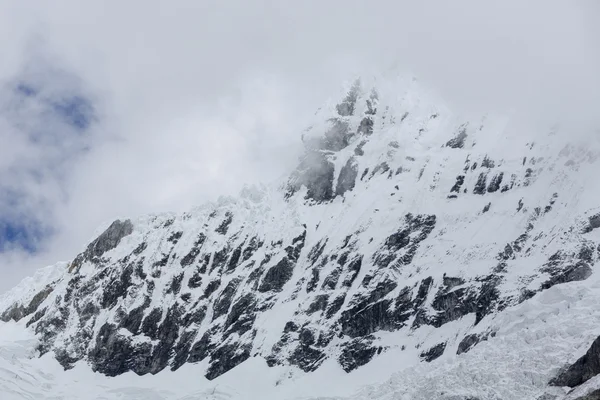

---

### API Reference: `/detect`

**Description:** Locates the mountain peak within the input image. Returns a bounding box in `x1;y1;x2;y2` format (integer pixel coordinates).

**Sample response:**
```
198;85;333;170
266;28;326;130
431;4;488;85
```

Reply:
1;75;599;399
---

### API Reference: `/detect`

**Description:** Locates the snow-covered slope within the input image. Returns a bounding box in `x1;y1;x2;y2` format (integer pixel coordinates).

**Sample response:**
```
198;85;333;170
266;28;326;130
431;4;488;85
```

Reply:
1;75;599;399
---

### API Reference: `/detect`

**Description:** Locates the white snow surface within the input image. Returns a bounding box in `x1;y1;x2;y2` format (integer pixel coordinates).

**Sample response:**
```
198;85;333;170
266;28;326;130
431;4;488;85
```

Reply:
1;75;599;399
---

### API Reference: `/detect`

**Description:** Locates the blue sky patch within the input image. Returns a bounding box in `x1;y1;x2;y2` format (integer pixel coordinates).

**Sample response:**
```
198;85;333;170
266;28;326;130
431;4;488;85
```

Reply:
51;94;94;131
0;219;44;253
0;63;97;254
15;82;38;97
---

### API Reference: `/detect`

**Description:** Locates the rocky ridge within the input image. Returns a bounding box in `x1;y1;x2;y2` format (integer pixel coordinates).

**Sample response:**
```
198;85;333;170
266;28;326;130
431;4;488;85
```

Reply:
1;76;599;396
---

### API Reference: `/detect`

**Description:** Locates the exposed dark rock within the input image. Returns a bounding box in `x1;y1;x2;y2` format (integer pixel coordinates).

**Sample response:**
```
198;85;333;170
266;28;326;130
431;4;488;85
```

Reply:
339;337;379;372
187;270;203;289
152;254;170;269
215;212;233;235
354;140;367;156
473;173;488;195
442;276;465;290
321;266;342;290
26;307;47;328
420;342;446;362
336;157;359;197
147;305;183;373
299;328;315;346
487;172;504;193
197;254;211;274
181;305;206;327
246;267;264;291
307;239;328;267
1;285;54;322
583;213;600;233
427;276;500;329
166;273;184;295
224;294;257;336
242;237;262;262
370;162;390;178
120;301;149;334
88;323;153;376
259;258;295;293
326;294;346;318
284;321;299;333
188;329;216;364
342;256;362;287
289;343;326;372
307;294;329;314
167;231;183;244
541;262;592;290
171;330;196;370
457;333;487;355
481;156;495;168
205;343;252;380
373;214;436;268
306;268;320;293
288;151;336;202
340;280;412;338
340;299;398;338
570;389;600;400
102;266;134;309
132;242;147;256
358;115;374;136
414;277;434;309
212;279;241;321
141;308;162;339
180;233;207;266
226;245;243;272
180;293;191;302
446;126;468;149
472;276;501;324
287;231;307;262
451;175;465;193
550;335;600;388
210;246;230;273
336;81;360;117
498;244;515;261
1;304;27;323
360;168;369;181
70;220;134;273
90;220;134;259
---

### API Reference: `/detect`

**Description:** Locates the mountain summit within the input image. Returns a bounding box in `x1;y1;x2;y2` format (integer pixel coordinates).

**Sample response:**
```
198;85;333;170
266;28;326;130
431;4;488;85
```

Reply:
1;76;599;399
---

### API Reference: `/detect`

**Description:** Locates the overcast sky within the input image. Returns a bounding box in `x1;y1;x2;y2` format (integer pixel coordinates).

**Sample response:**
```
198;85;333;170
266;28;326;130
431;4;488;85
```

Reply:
0;0;598;292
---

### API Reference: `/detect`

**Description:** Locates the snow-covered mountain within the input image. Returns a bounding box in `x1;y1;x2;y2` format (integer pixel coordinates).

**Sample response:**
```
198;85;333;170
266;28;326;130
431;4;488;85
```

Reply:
1;75;600;400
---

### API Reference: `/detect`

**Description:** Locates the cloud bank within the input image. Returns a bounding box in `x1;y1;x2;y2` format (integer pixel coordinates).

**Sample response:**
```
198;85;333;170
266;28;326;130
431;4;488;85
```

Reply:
0;0;598;292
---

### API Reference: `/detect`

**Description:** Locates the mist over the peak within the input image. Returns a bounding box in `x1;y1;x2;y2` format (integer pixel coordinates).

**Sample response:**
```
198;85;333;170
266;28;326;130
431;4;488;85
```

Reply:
0;0;597;292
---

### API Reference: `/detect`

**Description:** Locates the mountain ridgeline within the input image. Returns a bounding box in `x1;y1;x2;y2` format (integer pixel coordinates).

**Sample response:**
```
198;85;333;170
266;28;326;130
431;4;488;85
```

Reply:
1;77;599;395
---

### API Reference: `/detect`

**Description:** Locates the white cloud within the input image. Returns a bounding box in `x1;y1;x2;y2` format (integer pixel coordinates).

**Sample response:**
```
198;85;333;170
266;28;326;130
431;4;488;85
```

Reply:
0;0;598;292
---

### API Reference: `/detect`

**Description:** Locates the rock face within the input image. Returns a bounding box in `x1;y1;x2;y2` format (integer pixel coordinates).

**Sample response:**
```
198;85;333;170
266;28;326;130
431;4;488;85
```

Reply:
1;77;599;384
550;336;600;388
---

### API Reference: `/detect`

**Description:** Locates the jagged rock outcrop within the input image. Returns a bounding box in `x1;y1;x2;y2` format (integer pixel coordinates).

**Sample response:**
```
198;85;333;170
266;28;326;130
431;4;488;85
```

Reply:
550;336;600;388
